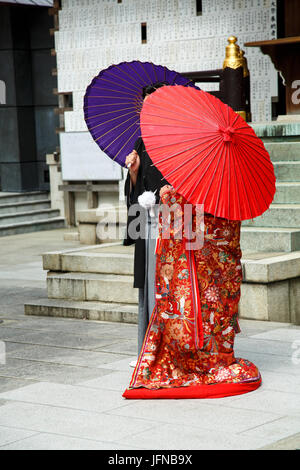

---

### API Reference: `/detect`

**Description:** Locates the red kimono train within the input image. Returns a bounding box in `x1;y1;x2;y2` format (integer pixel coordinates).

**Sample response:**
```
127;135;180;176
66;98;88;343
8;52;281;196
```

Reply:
123;190;261;399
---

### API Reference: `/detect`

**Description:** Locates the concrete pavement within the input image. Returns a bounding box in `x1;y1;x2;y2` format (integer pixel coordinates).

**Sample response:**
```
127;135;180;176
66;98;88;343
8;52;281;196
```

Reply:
0;229;299;450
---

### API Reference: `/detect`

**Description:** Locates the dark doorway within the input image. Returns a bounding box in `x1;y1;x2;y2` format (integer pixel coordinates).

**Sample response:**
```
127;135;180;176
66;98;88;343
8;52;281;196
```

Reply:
0;4;58;192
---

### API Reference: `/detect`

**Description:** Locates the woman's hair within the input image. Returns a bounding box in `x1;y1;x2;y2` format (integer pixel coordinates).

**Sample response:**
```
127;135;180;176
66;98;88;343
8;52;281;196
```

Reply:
142;81;167;98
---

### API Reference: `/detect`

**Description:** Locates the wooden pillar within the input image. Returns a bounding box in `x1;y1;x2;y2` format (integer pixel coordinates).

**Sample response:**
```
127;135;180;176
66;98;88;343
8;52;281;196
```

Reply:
222;36;246;120
239;49;251;122
86;182;99;209
63;183;75;226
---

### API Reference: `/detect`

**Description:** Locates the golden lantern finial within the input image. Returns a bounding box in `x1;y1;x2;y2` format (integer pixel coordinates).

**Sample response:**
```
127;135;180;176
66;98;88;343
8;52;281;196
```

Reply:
239;49;250;77
223;36;243;70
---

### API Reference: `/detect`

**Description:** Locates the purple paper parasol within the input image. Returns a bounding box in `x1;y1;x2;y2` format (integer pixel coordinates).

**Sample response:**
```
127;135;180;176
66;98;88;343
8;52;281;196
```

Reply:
84;61;200;167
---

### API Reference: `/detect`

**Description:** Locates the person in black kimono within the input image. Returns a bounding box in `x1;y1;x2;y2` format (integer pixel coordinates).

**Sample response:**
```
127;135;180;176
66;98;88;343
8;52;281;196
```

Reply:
124;82;171;363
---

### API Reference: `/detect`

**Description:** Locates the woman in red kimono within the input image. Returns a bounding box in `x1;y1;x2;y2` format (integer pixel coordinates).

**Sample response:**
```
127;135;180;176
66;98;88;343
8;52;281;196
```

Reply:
123;186;261;399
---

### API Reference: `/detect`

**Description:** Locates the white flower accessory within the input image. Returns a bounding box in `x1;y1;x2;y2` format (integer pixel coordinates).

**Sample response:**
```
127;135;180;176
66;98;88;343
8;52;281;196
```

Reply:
138;190;157;217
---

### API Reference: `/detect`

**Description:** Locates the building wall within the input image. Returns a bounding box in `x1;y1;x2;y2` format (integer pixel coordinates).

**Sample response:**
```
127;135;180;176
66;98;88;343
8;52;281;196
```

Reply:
54;0;277;208
0;5;58;192
56;0;277;134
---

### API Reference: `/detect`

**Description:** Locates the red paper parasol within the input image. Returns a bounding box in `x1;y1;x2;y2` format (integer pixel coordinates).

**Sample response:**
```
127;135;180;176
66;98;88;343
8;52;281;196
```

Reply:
140;86;276;221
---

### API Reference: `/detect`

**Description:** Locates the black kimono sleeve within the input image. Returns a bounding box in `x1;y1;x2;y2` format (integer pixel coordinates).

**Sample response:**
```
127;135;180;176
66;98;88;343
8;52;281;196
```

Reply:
123;137;169;288
123;138;147;288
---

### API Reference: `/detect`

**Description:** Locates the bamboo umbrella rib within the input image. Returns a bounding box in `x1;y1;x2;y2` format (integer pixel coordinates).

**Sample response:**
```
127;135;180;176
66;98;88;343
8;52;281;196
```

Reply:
101;71;142;92
230;120;249;131
145;134;219;153
112;63;146;88
237;138;276;174
90;114;136;135
185;79;196;86
85;103;138;107
93;76;140;92
234;144;273;206
237;139;276;181
145;90;215;123
113;125;140;160
86;95;134;100
227;104;230;127
194;137;226;204
90;86;138;96
142;122;216;130
148;135;219;169
179;90;227;128
160;146;213;183
103;119;139;152
171;72;179;84
227;144;231;220
229;110;240;129
142;110;211;127
139;62;154;84
143;98;209;124
194;90;227;128
150;62;159;82
233;147;257;219
176;138;224;196
143;101;207;120
107;65;145;87
203;90;228;128
143;113;211;132
126;63;151;87
85;109;136;122
146;92;224;128
154;141;217;180
84;106;136;113
142;106;217;127
213;142;227;217
231;150;242;220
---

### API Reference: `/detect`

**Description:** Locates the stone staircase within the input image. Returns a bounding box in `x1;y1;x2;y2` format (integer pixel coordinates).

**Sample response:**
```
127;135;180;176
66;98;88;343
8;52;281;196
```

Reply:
24;243;139;324
238;124;300;325
24;122;300;326
0;191;66;236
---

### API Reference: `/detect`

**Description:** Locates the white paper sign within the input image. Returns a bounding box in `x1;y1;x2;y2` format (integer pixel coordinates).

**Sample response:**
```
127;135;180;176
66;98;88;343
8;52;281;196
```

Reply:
60;131;122;181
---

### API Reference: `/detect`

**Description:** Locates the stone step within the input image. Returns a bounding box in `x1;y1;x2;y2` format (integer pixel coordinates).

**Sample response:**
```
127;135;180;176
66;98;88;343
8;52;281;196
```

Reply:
251;121;300;140
0;199;51;215
63;231;80;241
240;227;300;253
0;217;66;237
27;251;300;325
242;204;300;228
42;232;300;281
0;208;60;226
60;251;134;275
274;182;300;204
47;271;138;304
45;248;300;283
239;278;299;324
239;251;300;324
77;205;127;224
242;250;300;283
42;242;126;271
264;142;300;161
43;235;299;279
24;298;138;324
273;161;300;181
0;191;49;205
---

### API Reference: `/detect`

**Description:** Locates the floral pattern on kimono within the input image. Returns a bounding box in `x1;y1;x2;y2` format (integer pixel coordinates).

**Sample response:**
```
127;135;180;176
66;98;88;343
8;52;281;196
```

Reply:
127;189;261;393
